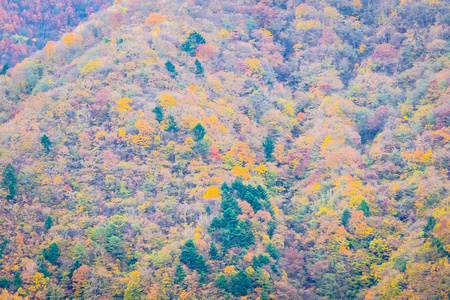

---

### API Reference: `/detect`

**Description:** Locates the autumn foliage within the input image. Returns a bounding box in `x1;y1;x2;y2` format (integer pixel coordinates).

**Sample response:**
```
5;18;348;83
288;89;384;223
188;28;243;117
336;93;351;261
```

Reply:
0;0;448;299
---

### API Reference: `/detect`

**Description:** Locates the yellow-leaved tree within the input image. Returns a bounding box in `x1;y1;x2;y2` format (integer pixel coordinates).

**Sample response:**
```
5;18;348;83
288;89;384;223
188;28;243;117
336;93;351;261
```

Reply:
132;120;154;147
124;271;143;300
203;186;220;199
159;94;177;107
244;58;265;78
231;166;252;180
116;97;133;113
80;61;102;76
62;33;83;45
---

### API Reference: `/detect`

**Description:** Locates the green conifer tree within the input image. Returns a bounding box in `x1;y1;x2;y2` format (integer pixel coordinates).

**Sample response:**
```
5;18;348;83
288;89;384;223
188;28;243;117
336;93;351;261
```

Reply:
0;277;9;289
165;115;178;132
105;236;125;260
0;63;9;75
229;270;251;296
37;255;50;277
41;134;52;154
341;209;351;228
174;264;186;285
180;239;208;274
165;60;178;78
209;242;219;260
194;59;204;75
181;31;206;56
358;200;370;217
72;243;89;262
192;123;206;141
266;243;279;261
423;216;436;238
216;274;228;290
152;106;164;123
2;163;17;200
45;216;53;231
13;271;22;290
262;136;275;162
43;242;60;265
68;258;82;280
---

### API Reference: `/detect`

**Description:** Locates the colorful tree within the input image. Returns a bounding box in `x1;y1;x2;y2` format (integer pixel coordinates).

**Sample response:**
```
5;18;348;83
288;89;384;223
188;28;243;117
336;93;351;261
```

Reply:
116;97;133;113
204;186;220;199
124;271;143;300
244;58;265;78
145;13;166;27
231;166;251;181
62;33;83;45
159;94;178;107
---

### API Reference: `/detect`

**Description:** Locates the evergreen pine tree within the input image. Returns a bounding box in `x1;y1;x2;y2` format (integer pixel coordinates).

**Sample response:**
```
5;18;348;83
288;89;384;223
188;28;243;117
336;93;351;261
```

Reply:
229;270;251;296
105;236;126;260
257;185;268;200
73;243;89;262
0;63;9;75
43;242;60;265
0;277;9;289
243;191;262;211
13;271;21;290
37;255;50;277
152;106;164;123
194;59;204;75
45;216;53;231
68;258;82;280
174;264;186;285
180;239;208;274
165;115;178;132
2;163;17;200
267;220;276;238
192;123;206;141
165;60;178;78
209;242;219;260
0;238;8;259
423;216;437;238
41;134;52;154
262;136;275;161
266;243;279;261
216;274;228;290
181;31;206;56
358;200;370;217
341;209;351;228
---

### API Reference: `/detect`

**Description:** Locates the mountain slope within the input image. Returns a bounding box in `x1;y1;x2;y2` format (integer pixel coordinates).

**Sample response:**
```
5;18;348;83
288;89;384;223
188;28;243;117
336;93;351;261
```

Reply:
0;0;449;299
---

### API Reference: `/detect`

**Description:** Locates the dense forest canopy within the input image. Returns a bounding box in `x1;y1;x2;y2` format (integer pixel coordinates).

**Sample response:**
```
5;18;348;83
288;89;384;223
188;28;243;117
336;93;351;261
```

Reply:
0;0;449;299
0;0;114;67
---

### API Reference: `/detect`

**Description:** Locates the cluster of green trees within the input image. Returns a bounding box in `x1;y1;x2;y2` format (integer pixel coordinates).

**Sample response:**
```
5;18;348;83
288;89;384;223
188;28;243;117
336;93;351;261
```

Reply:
209;183;255;249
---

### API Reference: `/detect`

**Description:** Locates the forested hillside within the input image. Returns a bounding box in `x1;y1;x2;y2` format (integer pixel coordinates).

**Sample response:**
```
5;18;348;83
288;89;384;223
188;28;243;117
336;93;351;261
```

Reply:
0;0;449;299
0;0;114;67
